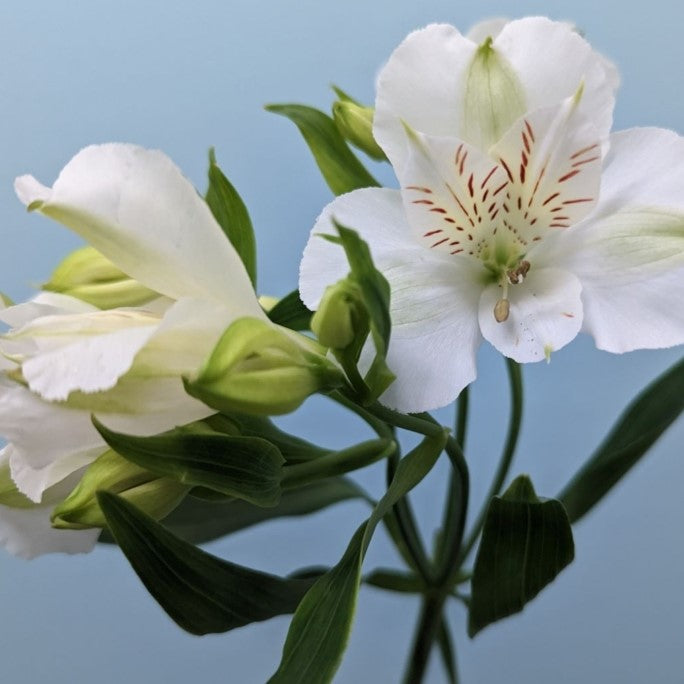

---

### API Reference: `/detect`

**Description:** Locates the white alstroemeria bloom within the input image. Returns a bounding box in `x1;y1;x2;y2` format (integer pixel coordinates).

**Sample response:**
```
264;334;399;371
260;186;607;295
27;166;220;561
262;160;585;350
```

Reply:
300;18;684;413
0;144;265;555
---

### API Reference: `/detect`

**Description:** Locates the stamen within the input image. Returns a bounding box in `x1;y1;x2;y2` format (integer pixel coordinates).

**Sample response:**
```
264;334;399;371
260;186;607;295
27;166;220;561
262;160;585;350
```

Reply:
494;298;510;323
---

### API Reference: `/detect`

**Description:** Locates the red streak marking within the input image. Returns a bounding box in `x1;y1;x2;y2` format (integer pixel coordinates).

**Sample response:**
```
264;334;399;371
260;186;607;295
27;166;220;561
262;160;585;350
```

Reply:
493;181;508;197
482;189;490;202
562;312;575;318
525;120;535;142
532;236;542;241
429;207;447;214
572;156;600;168
449;240;460;246
481;166;498;189
459;150;468;175
570;143;598;160
467;217;475;227
499;158;514;182
517;197;522;210
558;169;581;182
468;174;474;197
503;203;510;213
562;198;593;205
550;206;565;213
431;237;449;247
528;164;547;207
455;143;463;166
472;203;479;216
446;183;472;219
451;248;463;254
521;151;528;167
444;217;456;224
550;222;570;228
542;192;560;206
522;131;530;155
488;202;496;213
490;209;499;220
412;199;434;205
423;229;442;237
405;186;433;193
467;234;474;241
524;211;529;219
530;217;537;225
456;226;464;231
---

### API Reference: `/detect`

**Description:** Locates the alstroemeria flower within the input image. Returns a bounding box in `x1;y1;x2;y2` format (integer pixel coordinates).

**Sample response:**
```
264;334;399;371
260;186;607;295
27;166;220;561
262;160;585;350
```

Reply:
0;143;266;556
300;18;684;413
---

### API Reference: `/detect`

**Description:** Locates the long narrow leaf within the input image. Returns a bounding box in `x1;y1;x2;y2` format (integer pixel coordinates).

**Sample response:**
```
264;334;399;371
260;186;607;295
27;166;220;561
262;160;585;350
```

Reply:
93;418;284;507
98;492;316;635
268;429;447;683
560;357;684;523
265;104;378;195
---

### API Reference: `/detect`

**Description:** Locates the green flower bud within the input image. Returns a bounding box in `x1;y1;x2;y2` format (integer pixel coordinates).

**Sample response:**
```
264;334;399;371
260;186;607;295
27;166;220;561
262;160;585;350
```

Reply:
43;245;158;309
311;278;369;352
332;101;387;161
462;36;526;150
185;317;345;415
51;450;189;530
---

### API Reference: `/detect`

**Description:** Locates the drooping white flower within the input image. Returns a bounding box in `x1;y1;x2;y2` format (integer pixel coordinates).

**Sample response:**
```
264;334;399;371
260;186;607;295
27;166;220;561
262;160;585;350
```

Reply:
300;18;684;413
0;144;266;555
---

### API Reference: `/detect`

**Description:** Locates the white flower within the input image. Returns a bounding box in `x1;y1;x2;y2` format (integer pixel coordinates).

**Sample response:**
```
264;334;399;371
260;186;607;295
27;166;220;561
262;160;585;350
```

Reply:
0;144;265;556
300;18;684;413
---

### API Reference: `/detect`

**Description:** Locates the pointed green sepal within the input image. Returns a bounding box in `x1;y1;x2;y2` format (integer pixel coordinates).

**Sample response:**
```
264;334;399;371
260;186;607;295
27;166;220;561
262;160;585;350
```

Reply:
468;474;574;637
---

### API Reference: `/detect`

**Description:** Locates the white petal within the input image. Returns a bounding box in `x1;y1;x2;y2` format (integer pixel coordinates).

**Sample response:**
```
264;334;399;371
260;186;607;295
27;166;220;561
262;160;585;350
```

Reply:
479;267;583;362
14;311;160;400
490;96;602;241
300;188;419;308
15;144;261;310
0;292;97;328
494;18;617;142
0;447;99;558
0;502;99;558
466;17;509;43
300;188;482;412
374;24;477;170
545;128;684;352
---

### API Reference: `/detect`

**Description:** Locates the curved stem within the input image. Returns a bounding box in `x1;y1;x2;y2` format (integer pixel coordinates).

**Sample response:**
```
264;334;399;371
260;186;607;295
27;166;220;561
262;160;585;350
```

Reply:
458;358;523;564
403;591;447;684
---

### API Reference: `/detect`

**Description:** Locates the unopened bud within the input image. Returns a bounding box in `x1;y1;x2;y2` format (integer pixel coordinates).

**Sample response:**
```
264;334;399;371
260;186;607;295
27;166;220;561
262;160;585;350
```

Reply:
333;101;387;161
185;317;345;416
311;279;369;351
51;450;189;529
44;246;157;309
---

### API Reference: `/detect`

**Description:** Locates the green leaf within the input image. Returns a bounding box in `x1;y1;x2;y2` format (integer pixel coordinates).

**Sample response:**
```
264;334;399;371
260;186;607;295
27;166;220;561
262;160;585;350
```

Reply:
93;418;284;507
559;357;684;523
468;475;574;637
205;148;257;287
98;492;315;635
363;568;426;594
267;289;312;331
265;104;379;195
99;476;369;545
268;429;447;684
328;223;395;401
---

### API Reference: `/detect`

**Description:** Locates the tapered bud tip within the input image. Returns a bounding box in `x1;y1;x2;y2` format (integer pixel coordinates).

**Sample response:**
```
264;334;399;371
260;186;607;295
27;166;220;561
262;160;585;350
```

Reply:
311;279;369;351
332;100;387;161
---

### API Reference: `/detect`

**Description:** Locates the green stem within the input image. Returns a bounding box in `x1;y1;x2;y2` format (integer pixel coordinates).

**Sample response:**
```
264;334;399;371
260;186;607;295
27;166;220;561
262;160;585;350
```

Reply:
458;358;523;564
282;438;396;488
403;591;448;684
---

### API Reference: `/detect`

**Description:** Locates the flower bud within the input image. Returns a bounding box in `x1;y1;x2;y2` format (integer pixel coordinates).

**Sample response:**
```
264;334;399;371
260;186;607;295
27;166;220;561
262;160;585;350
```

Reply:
43;245;158;309
332;101;387;161
51;450;189;530
311;278;369;351
185;317;345;415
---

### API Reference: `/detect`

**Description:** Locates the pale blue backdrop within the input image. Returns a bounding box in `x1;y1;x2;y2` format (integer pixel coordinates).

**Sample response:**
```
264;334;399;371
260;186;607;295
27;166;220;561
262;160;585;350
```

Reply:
0;1;682;682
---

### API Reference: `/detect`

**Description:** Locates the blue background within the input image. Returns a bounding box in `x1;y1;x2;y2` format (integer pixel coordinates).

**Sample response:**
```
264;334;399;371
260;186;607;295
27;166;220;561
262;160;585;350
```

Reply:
0;1;682;682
